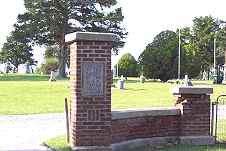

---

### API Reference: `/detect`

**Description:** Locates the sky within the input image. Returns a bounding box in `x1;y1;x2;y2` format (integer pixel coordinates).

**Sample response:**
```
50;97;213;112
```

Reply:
1;0;226;66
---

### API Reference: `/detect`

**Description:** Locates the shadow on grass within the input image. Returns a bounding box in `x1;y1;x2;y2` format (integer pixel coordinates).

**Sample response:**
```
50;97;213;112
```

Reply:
125;88;145;91
113;78;164;84
113;79;140;83
0;74;69;81
0;74;49;81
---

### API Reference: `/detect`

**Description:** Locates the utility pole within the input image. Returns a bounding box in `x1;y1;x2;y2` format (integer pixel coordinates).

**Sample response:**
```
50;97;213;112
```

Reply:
214;37;216;76
178;29;181;80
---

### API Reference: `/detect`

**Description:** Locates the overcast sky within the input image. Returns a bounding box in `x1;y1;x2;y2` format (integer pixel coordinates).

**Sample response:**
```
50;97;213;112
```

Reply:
1;0;226;65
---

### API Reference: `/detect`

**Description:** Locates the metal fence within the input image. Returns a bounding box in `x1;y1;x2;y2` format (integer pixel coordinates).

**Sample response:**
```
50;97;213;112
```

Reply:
211;95;226;143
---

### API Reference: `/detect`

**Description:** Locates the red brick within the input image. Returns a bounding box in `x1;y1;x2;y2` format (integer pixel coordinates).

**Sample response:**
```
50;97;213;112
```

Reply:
69;38;113;147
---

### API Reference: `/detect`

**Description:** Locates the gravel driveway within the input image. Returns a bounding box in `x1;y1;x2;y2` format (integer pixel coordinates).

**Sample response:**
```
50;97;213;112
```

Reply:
0;113;66;151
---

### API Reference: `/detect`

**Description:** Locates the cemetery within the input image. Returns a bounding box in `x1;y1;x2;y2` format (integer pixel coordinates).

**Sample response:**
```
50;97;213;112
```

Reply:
1;1;226;151
42;32;226;151
1;32;226;150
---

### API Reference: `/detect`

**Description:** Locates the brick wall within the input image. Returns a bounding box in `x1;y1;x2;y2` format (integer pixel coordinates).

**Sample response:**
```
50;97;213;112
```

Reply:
66;32;214;151
112;115;180;143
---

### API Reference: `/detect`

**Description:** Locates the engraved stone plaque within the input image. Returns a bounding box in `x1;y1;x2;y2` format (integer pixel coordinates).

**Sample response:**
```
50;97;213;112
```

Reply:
81;62;104;96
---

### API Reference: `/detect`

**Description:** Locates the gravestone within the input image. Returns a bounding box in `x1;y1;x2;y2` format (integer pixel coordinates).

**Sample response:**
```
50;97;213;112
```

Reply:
65;32;118;151
117;75;124;89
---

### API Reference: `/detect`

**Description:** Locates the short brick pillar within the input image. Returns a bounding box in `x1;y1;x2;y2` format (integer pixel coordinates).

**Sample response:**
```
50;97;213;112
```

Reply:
172;86;214;145
65;32;117;151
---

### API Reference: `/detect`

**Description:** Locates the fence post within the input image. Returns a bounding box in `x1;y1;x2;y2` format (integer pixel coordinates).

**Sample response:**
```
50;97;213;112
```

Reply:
65;98;70;143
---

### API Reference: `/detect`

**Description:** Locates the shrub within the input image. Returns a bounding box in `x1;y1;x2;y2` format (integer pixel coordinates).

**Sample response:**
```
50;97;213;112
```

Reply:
116;53;138;77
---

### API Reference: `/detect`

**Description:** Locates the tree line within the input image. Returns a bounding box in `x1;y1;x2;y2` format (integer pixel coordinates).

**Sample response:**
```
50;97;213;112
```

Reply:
0;0;127;76
117;16;226;82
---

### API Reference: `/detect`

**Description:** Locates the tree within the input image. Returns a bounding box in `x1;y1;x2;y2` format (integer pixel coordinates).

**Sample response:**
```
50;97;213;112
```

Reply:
178;27;202;78
138;30;178;82
117;53;138;77
178;16;226;78
191;16;226;71
14;0;127;77
0;33;34;72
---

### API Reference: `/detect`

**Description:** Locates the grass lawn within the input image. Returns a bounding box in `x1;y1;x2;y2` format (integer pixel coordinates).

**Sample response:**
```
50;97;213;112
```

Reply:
45;135;71;151
112;80;174;108
0;74;226;114
217;120;226;142
0;74;69;115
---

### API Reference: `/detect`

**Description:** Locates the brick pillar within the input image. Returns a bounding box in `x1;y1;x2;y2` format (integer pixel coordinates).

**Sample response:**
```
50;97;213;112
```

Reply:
172;86;215;145
65;32;117;151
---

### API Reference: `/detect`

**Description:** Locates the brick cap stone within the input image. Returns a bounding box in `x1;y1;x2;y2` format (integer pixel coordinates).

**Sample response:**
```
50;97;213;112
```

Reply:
171;86;213;95
65;32;119;43
112;107;180;120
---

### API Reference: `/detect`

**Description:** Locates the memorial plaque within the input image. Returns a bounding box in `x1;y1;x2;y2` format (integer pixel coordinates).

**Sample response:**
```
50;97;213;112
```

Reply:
81;62;104;96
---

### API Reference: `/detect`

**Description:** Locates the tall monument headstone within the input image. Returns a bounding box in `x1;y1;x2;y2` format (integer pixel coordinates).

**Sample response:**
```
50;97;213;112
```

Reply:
65;32;117;151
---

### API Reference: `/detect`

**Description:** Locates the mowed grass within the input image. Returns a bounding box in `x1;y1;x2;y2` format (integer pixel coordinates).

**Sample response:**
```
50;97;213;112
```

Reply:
112;80;174;109
0;74;69;114
0;81;69;115
217;120;226;142
45;135;71;151
1;74;226;114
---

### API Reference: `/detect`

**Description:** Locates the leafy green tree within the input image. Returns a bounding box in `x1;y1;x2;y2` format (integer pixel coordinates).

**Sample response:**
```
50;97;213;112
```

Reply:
178;27;202;78
14;0;127;77
191;16;226;71
138;30;178;82
178;16;226;78
0;33;34;72
117;53;138;77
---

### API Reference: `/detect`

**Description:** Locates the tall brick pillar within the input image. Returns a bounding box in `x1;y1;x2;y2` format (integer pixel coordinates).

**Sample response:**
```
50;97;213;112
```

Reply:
65;32;117;151
172;86;215;145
